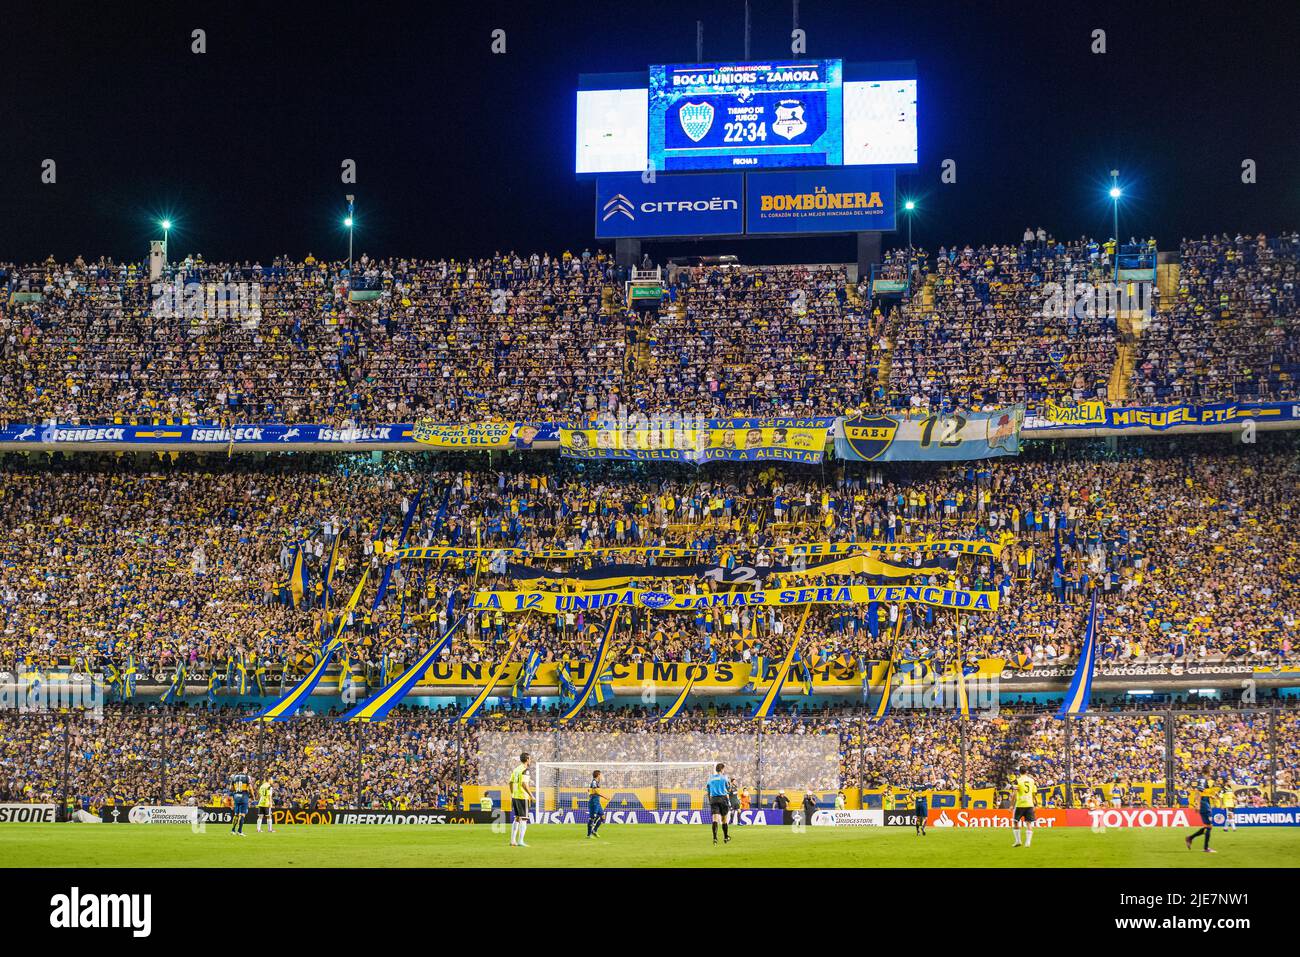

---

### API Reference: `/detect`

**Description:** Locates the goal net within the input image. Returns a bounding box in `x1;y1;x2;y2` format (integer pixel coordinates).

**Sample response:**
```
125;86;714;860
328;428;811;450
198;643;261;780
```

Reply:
536;761;718;812
474;728;839;813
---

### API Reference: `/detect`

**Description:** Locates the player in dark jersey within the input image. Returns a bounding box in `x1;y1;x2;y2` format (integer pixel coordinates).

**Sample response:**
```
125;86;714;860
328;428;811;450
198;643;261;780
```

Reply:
1185;777;1219;854
913;790;928;836
586;770;606;838
230;772;251;836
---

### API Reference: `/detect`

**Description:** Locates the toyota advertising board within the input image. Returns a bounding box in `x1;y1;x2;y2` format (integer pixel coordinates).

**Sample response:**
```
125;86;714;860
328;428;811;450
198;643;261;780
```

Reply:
925;807;1232;828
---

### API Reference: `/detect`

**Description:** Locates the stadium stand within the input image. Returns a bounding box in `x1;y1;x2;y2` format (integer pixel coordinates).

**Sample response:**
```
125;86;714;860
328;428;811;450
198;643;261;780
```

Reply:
2;233;1298;821
3;234;1293;425
1;435;1297;675
2;702;1295;812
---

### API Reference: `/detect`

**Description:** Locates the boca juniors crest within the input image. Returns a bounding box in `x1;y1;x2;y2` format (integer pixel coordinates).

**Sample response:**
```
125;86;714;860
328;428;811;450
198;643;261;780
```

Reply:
838;415;899;461
678;102;715;142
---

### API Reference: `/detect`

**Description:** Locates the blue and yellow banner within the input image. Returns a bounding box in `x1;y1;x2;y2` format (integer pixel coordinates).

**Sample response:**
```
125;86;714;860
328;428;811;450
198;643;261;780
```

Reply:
412;420;543;449
658;672;699;723
457;632;524;723
471;583;999;615
872;614;906;723
248;644;341;722
507;552;956;590
752;603;813;720
251;568;370;721
560;417;834;465
837;407;1023;462
767;538;1006;558
1056;589;1100;717
558;610;621;724
1032;400;1299;433
340;620;463;722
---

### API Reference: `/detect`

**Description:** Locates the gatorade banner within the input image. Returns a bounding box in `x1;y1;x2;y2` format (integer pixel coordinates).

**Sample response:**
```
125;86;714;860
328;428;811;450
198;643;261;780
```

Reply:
836;407;1023;461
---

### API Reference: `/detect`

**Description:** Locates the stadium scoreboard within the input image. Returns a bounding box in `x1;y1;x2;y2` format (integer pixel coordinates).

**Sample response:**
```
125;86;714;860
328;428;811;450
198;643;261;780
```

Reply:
577;59;917;175
648;60;842;170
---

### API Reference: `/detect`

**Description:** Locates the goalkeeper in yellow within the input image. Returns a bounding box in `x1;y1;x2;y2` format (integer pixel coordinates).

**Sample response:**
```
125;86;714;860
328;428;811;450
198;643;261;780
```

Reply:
256;779;275;834
1011;765;1038;848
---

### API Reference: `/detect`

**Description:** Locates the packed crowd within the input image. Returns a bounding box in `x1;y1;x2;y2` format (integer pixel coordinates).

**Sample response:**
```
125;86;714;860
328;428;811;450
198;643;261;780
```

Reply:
1;252;873;425
1;433;1296;679
632;264;882;415
885;238;1118;414
1135;233;1300;403
3;231;1295;427
0;701;1293;811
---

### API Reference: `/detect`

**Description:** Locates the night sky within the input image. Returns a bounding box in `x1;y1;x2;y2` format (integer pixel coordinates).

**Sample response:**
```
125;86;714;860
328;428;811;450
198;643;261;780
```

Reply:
2;0;1296;265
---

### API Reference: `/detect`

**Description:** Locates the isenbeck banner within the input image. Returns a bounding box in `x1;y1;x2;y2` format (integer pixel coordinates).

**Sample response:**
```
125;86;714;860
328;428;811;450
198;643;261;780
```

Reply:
0;422;561;447
595;173;744;238
746;167;895;233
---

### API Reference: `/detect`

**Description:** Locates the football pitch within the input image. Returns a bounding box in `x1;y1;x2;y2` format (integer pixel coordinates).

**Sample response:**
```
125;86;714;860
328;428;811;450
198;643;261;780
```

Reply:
2;824;1297;868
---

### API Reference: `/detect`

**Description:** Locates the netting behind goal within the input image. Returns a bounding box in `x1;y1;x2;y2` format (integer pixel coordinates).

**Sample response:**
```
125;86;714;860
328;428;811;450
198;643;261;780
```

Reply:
475;729;840;811
541;762;718;812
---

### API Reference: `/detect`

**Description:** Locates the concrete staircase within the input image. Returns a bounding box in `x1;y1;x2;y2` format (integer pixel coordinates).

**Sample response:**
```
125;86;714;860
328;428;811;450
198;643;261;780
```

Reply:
1108;291;1152;403
873;275;933;396
1156;263;1180;306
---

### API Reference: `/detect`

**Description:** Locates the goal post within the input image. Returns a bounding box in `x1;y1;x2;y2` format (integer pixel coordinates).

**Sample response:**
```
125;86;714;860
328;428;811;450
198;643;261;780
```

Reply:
535;760;718;813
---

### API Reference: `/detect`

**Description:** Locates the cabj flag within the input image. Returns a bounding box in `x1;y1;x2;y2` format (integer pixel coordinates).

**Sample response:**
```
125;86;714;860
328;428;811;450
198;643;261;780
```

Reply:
104;663;122;700
512;648;544;698
590;665;616;705
160;661;186;704
556;663;577;702
793;652;813;696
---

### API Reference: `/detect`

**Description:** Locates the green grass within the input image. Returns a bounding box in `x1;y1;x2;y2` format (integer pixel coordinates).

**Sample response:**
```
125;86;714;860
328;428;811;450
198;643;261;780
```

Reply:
2;823;1297;867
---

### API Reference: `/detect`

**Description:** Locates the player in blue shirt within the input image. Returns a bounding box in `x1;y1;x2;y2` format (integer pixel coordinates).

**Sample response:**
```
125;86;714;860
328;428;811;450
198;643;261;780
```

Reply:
706;762;731;845
229;772;251;836
586;770;606;838
913;790;928;836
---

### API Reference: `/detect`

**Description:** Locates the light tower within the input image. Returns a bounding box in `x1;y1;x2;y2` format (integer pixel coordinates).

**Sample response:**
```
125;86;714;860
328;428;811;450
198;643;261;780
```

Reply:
1108;170;1121;281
